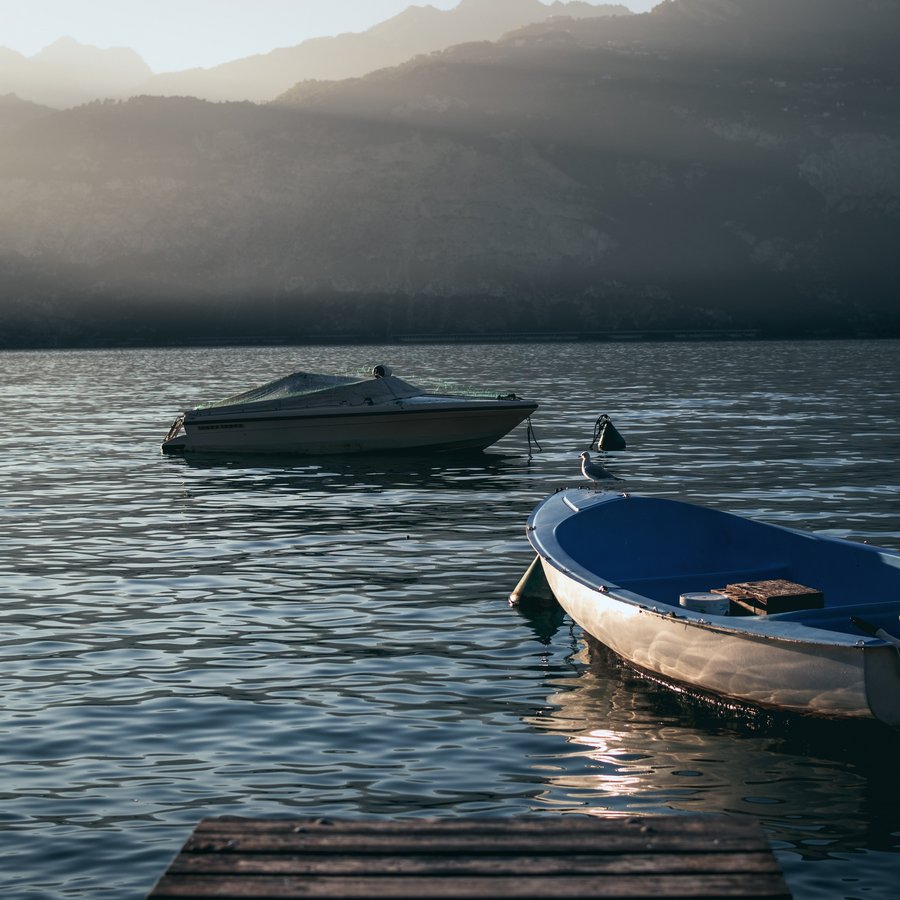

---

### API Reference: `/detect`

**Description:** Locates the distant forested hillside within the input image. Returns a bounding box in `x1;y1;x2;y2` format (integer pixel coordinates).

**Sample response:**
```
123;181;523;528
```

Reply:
1;0;899;347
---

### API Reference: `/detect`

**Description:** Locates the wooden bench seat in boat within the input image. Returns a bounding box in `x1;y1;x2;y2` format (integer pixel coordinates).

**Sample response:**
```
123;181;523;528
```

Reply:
613;567;792;605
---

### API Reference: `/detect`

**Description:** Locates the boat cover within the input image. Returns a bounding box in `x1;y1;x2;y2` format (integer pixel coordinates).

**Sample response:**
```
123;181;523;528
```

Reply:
195;372;424;415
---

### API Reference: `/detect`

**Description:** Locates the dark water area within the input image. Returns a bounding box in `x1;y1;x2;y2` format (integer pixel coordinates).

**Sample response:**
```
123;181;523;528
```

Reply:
1;340;898;899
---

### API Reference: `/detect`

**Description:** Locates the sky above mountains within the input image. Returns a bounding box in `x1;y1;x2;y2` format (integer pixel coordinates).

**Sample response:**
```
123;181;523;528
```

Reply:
3;0;656;72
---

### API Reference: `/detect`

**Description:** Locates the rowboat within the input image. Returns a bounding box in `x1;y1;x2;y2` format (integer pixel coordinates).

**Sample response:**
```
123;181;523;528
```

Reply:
525;489;900;726
162;365;537;455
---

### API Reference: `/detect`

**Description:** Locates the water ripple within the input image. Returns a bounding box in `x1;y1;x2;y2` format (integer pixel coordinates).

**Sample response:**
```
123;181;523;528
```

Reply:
1;340;898;899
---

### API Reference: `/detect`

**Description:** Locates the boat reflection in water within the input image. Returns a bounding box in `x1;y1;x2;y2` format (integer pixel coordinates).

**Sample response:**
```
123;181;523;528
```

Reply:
518;634;900;900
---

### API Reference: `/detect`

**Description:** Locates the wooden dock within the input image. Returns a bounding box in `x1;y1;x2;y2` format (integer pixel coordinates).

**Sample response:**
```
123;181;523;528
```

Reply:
148;815;791;898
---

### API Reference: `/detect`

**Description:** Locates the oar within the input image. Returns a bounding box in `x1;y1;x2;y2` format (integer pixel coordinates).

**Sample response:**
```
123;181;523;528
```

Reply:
851;616;900;648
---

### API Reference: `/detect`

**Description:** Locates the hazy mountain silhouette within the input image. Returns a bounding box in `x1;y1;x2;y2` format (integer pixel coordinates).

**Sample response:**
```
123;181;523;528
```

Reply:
0;2;631;108
1;0;898;347
0;37;152;108
142;0;631;104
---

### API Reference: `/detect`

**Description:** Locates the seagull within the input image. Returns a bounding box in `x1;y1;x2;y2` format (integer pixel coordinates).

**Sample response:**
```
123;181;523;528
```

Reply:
580;450;620;487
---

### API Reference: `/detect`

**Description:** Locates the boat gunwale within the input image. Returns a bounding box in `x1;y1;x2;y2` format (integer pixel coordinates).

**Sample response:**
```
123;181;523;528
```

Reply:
182;399;538;428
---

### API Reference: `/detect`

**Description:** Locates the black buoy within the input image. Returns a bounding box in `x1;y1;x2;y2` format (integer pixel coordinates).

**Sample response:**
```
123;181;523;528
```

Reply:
590;414;626;452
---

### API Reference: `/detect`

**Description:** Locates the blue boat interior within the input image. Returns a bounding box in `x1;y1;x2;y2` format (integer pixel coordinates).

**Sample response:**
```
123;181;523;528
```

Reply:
552;494;900;638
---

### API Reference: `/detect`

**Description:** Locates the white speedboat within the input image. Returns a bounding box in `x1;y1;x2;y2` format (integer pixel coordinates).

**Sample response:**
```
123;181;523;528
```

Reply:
525;489;900;726
162;365;537;455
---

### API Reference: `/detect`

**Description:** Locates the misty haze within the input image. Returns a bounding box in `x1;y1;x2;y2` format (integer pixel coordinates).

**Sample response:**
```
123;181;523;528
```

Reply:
1;0;899;347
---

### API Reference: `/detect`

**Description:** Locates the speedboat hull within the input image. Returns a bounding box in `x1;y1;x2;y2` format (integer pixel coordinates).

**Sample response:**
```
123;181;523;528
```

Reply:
527;489;900;725
164;398;536;455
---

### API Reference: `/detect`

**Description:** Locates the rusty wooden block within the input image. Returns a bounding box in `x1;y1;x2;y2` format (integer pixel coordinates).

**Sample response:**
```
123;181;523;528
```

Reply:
712;579;824;615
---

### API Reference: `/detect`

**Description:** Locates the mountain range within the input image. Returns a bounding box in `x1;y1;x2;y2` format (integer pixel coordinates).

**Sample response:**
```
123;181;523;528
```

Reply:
0;1;631;108
0;38;153;109
1;0;899;347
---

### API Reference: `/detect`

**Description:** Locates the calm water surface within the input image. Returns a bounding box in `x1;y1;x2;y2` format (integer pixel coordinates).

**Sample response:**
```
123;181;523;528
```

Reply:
1;340;899;899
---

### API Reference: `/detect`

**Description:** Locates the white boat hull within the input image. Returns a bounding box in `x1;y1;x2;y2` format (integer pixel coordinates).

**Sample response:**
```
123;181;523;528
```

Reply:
541;562;899;723
167;402;535;455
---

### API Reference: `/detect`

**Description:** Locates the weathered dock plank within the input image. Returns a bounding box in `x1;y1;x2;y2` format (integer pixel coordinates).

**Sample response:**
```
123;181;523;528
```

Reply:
148;816;790;899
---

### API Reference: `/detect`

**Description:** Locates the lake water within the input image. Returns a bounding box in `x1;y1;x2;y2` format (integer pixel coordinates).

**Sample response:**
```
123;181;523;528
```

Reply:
1;340;899;899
